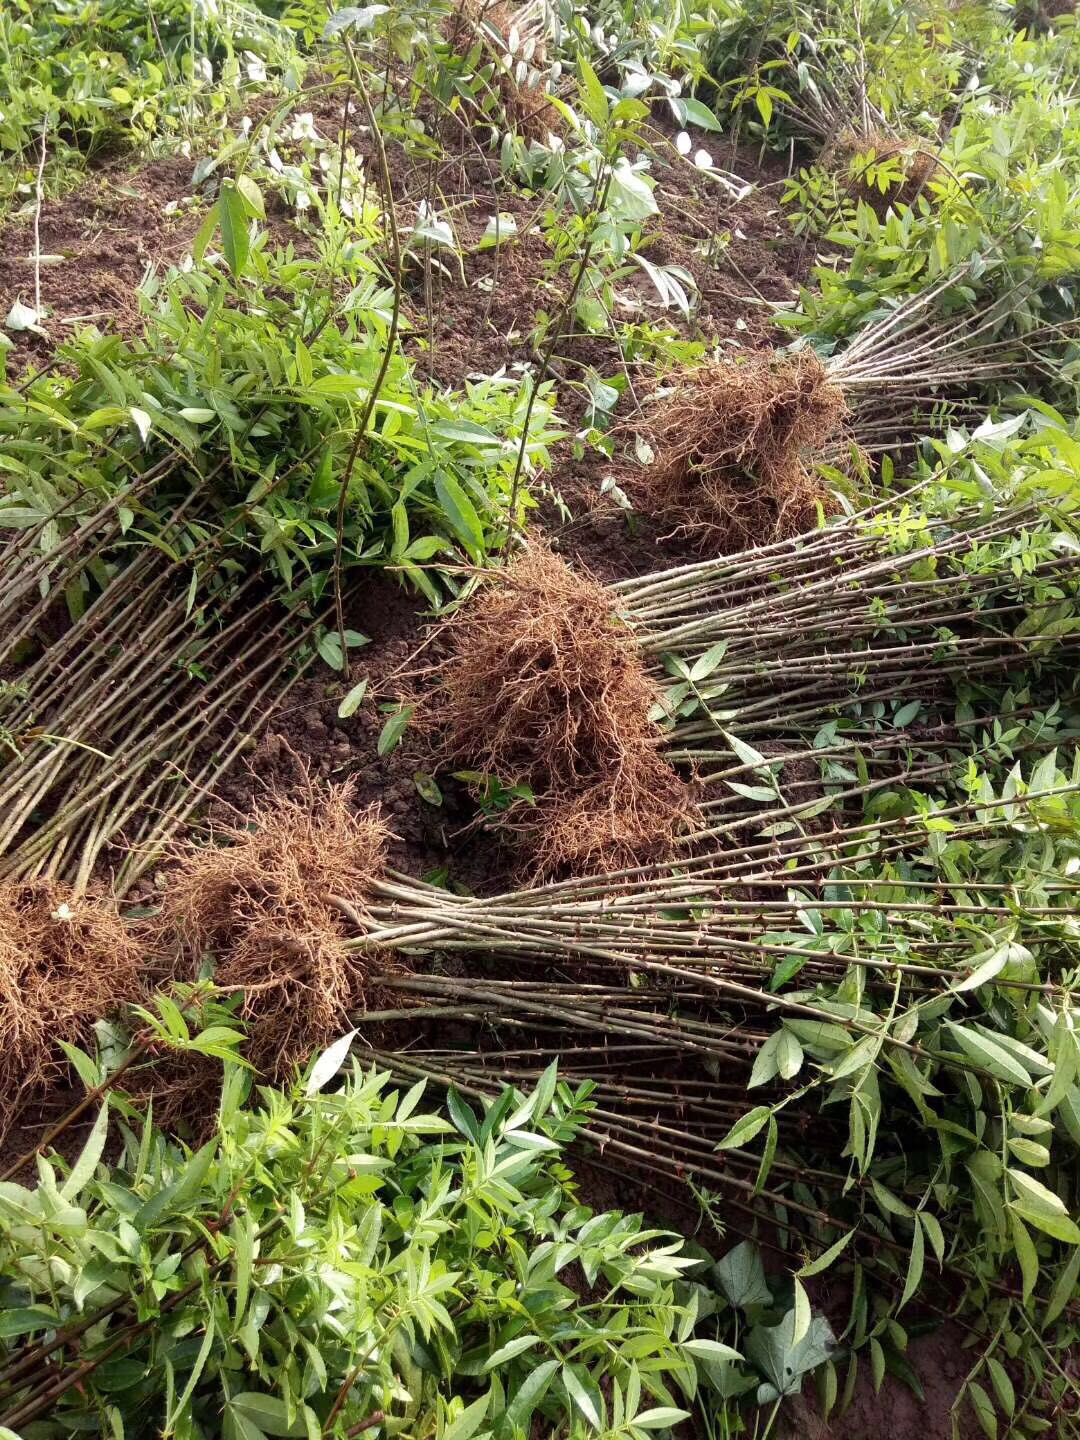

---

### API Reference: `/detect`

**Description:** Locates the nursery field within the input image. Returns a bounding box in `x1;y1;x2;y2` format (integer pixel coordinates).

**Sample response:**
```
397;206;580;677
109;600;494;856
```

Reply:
1;0;1079;1436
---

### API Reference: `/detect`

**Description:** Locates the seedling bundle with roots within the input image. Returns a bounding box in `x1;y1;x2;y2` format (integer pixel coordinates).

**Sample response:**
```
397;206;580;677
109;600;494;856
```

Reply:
828;128;941;213
638;274;1053;546
157;774;389;1076
0;882;144;1138
640;350;846;549
432;548;695;877
444;0;558;142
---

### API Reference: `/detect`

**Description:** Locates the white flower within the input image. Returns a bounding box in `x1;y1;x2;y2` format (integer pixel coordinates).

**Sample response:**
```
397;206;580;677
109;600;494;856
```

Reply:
694;147;713;169
239;115;252;137
50;902;74;922
295;189;312;210
193;55;213;84
244;52;267;83
288;111;322;143
675;130;692;156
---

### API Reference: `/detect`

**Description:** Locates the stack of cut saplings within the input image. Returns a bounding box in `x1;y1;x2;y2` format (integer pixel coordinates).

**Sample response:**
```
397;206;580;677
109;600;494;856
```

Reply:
0;770;393;1150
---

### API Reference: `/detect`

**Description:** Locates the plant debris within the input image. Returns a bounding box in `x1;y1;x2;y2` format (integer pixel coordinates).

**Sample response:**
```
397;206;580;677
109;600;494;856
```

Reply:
431;547;695;877
638;349;846;549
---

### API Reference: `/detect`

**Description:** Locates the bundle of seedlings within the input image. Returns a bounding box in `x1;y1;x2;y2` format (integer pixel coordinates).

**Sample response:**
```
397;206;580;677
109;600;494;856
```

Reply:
636;275;1037;547
615;484;1079;724
638;348;846;549
824;127;941;214
0;881;144;1141
0;522;317;895
429;547;695;877
441;0;559;142
155;772;390;1077
351;769;1080;1402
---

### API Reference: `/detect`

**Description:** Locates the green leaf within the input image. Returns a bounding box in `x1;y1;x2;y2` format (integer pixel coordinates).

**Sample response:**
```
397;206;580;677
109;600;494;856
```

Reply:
715;1241;771;1310
61;1099;109;1200
945;1024;1032;1087
633;1410;691;1430
219;181;251;278
484;1335;540;1370
899;1215;924;1310
229;1394;307;1438
746;1311;834;1397
0;1307;60;1338
434;470;485;559
577;58;609;126
682;1339;742;1363
954;948;1009;993
967;1380;997;1440
504;1359;558;1433
443;1392;490;1440
676;96;722;131
337;678;368;718
413;771;443;806
986;1358;1014;1419
562;1364;602;1429
235;175;265;219
1045;1245;1080;1325
717;1106;772;1150
378;706;413;757
797;1229;855;1279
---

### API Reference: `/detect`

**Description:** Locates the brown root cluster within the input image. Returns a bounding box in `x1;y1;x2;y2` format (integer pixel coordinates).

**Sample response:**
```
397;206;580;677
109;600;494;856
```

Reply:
155;774;388;1077
831;129;940;214
445;0;559;142
433;548;695;878
640;349;845;551
0;882;145;1136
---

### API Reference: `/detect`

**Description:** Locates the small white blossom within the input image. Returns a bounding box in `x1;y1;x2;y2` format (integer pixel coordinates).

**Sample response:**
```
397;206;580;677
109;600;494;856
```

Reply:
694;147;714;169
244;51;267;82
288;111;322;143
50;902;74;922
675;130;692;156
193;55;213;84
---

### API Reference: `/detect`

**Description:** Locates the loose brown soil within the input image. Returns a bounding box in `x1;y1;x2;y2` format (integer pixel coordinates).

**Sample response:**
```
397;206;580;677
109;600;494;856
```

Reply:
0;155;201;372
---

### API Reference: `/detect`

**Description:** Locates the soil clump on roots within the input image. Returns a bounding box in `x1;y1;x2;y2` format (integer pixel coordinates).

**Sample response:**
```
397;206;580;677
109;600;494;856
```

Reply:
431;547;695;878
156;771;389;1078
0;882;144;1140
639;349;845;550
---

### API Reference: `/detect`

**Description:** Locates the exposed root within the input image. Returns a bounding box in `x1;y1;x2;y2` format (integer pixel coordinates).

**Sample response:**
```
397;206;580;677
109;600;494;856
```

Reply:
829;129;941;214
432;547;695;878
0;882;145;1140
639;349;845;551
155;773;389;1077
445;0;559;142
